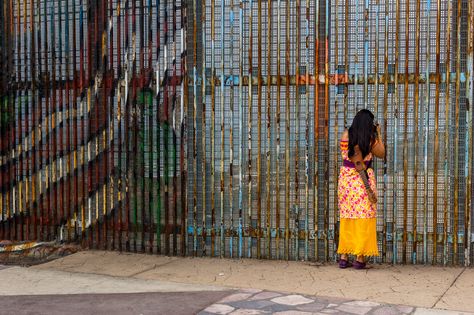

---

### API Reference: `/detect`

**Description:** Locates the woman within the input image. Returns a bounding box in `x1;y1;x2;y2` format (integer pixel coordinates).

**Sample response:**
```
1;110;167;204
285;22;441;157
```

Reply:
337;109;385;269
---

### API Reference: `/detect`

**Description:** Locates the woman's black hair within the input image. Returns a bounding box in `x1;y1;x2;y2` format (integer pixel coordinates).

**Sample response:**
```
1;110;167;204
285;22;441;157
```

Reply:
348;109;376;158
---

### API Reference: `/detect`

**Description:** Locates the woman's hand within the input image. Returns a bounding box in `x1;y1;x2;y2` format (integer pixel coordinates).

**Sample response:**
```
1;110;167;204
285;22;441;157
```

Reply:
375;123;382;139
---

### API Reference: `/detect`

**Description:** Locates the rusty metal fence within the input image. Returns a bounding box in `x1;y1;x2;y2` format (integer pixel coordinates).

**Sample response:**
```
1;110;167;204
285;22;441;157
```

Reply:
0;0;472;265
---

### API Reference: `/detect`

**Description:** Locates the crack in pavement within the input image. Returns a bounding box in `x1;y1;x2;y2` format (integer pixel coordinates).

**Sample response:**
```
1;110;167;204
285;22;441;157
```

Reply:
32;263;169;282
128;264;160;277
432;267;466;308
126;258;180;278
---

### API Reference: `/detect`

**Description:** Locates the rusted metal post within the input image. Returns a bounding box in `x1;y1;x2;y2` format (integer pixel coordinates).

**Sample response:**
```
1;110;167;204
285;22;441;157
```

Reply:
65;0;72;242
443;0;452;266
30;0;38;241
285;0;290;260
21;0;26;240
94;0;101;249
363;0;369;108
402;0;410;264
238;0;243;258
454;0;462;266
57;1;65;244
354;0;359;112
0;2;4;240
108;0;115;251
16;0;22;242
413;0;421;264
36;0;43;242
343;0;348;128
44;0;51;241
422;0;432;265
132;0;138;253
276;0;282;260
181;0;189;257
148;0;155;254
220;0;226;258
172;0;179;256
393;0;401;264
295;0;301;261
116;0;123;251
79;1;87;245
266;0;273;259
211;0;216;257
382;0;388;261
155;0;163;254
71;0;78;245
85;2;92;248
0;1;5;240
304;0;310;261
13;0;20;241
4;0;10;241
104;0;111;251
192;0;198;256
201;0;207;256
432;0;442;265
313;0;320;261
139;0;146;253
229;0;235;257
333;0;339;261
375;0;380;122
164;0;172;255
124;0;131;251
247;0;254;259
465;0;473;267
324;0;330;262
22;0;28;241
257;0;263;260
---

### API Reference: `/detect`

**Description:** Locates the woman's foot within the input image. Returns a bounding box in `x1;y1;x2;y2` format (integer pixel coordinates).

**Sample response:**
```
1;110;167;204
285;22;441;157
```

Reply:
353;256;368;269
339;259;352;269
352;260;367;269
338;254;352;269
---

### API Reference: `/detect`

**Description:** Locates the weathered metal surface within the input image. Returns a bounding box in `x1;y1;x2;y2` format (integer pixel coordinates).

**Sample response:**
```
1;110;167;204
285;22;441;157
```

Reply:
0;0;472;266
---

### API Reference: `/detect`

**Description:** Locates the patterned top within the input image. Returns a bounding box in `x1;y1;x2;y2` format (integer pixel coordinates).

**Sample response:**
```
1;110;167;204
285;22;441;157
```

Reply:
338;139;377;219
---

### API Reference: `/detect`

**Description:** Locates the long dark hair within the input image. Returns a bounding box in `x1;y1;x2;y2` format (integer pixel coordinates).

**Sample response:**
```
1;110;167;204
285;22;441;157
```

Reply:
348;109;376;158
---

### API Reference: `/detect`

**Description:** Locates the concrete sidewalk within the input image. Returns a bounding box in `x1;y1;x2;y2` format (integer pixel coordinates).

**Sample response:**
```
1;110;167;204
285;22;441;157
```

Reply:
26;251;473;313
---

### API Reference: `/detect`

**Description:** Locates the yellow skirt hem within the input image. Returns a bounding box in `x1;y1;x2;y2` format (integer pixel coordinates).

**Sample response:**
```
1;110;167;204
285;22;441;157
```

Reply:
338;218;379;257
336;248;379;257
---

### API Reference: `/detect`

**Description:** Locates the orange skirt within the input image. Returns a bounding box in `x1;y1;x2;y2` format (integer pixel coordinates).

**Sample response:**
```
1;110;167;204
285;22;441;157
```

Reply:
337;218;379;257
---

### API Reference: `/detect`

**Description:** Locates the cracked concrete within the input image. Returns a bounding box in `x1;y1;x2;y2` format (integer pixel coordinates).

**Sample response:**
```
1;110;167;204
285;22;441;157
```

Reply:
434;268;474;312
33;250;178;277
432;268;466;308
25;251;474;313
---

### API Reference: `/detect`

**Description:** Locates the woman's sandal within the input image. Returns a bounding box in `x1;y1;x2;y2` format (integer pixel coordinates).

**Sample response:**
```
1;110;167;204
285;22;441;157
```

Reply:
352;260;370;270
338;259;352;269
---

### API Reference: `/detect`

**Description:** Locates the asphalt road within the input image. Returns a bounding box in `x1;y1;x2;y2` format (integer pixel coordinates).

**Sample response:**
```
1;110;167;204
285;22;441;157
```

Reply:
0;291;233;315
